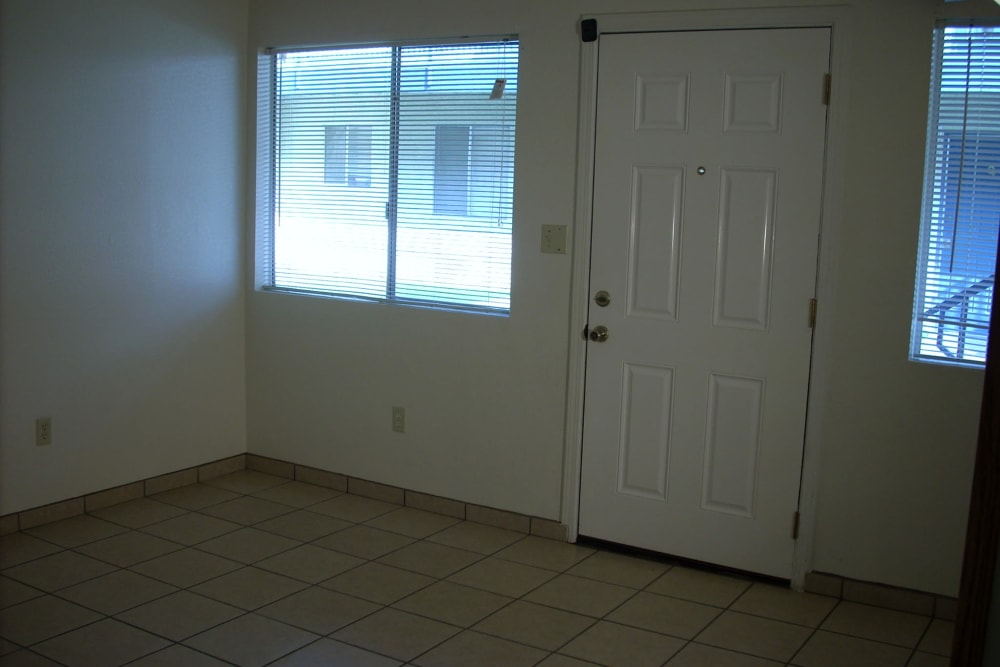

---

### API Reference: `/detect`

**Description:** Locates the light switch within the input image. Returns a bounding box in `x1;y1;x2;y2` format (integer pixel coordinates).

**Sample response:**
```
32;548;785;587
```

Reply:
541;224;568;254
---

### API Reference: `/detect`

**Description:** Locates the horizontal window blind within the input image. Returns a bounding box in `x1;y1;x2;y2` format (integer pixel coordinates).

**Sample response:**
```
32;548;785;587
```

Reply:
264;39;518;312
913;24;1000;366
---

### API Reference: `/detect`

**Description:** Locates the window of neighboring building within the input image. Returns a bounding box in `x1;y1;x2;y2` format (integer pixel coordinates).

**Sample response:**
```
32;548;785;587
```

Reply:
433;125;513;219
257;39;518;312
912;23;999;367
324;125;372;187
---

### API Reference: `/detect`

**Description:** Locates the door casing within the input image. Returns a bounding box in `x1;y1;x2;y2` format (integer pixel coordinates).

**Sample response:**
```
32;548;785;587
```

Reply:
562;5;852;589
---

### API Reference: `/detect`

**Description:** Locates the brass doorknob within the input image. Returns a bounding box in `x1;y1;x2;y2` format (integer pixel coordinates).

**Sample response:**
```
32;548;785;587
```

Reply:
589;325;609;343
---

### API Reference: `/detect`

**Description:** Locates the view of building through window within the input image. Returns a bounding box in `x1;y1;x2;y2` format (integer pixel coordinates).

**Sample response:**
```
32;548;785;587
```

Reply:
263;40;518;312
912;24;999;366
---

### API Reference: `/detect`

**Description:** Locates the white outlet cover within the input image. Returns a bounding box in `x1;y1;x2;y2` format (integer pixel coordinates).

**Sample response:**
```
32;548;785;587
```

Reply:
541;224;568;254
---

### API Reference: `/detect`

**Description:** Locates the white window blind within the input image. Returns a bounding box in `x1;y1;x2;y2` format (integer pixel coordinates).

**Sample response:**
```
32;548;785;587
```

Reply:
260;39;518;313
912;23;1000;366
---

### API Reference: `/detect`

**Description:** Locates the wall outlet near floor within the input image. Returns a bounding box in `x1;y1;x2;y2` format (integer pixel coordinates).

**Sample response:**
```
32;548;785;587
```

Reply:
35;417;52;446
392;406;406;433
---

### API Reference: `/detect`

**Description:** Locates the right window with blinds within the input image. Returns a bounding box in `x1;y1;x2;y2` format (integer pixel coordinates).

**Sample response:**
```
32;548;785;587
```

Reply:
912;23;999;367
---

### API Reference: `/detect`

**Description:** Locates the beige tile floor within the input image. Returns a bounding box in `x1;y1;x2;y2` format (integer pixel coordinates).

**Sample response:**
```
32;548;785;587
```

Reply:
0;471;953;666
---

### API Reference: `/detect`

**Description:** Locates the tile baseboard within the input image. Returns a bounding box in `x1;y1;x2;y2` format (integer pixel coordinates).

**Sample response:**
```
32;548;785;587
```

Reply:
804;570;956;620
0;453;564;542
0;452;951;619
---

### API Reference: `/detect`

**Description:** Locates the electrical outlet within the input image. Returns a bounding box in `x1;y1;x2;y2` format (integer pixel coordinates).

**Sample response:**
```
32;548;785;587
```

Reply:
392;406;406;433
35;417;52;446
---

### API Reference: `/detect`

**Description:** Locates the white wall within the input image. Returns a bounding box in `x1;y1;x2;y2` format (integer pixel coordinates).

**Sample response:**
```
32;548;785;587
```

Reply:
246;0;990;597
0;0;249;513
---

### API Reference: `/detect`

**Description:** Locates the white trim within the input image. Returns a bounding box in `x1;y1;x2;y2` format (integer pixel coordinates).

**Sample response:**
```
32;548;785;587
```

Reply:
560;6;852;589
560;37;600;544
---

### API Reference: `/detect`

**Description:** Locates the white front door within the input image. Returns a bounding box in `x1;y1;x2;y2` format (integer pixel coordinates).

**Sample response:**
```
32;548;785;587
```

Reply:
579;28;830;579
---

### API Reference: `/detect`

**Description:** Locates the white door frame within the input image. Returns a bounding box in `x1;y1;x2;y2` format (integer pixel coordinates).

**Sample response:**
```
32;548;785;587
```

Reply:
562;5;852;589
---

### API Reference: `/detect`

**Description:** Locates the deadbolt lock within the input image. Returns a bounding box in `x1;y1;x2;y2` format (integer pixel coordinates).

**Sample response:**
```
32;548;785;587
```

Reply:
594;290;611;307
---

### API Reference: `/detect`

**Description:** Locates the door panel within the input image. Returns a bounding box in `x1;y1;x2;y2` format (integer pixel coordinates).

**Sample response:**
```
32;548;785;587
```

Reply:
579;28;830;578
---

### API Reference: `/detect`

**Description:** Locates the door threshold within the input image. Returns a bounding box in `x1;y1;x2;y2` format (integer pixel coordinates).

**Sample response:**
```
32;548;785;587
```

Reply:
576;534;791;588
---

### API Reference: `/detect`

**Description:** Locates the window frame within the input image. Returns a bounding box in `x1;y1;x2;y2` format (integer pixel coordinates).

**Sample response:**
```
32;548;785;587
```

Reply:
254;36;519;315
911;21;1000;368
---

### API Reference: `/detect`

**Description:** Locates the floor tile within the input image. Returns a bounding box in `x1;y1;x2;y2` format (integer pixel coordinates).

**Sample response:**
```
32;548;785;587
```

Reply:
364;508;460;539
126;644;233;666
200;496;295;525
184;613;318;667
57;569;176;615
524;573;634;618
321;562;435;605
413;629;547;667
473;600;595;650
254;509;351;542
448;556;556;597
90;498;185;529
25;515;126;549
820;601;930;648
195;527;300;564
559;620;685;667
567;550;669;589
269;637;402;666
116;590;244;641
313;525;414;560
128;547;242;587
251;481;341;508
33;618;169;666
377;541;482;578
0;576;44;608
607;590;721;639
140;513;241;546
203;471;288;495
191;567;308;610
646;566;751;608
918;618;954;656
731;582;838;627
256;544;363;583
331;608;460;662
906;652;950;667
1;638;20;655
697;611;812;662
495;536;595;572
3;551;116;592
790;629;911;667
424;521;519;555
74;530;181;567
0;650;63;666
0;596;101;645
393;580;511;627
149;484;240;510
0;533;63;570
309;495;400;523
667;642;783;666
257;587;380;635
536;655;602;667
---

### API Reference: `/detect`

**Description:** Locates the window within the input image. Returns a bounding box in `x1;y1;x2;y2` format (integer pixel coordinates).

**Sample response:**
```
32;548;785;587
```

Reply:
257;39;518;312
912;23;1000;367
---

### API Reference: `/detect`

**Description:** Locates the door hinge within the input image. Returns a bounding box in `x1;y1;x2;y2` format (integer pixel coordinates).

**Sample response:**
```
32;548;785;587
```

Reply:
823;73;831;105
808;298;817;329
792;511;801;540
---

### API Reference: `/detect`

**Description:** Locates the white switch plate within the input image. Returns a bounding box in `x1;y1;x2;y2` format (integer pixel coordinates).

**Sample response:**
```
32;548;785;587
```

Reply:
541;224;568;254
